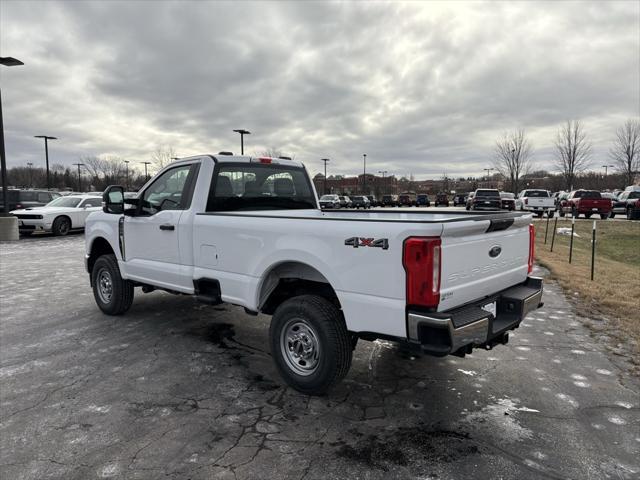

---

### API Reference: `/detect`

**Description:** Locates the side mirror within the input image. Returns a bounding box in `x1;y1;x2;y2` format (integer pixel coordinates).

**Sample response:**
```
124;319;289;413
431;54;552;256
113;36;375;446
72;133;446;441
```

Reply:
103;185;124;214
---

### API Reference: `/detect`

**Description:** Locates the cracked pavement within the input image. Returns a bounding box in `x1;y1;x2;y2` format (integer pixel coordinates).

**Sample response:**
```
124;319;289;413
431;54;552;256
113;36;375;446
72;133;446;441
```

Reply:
1;234;639;479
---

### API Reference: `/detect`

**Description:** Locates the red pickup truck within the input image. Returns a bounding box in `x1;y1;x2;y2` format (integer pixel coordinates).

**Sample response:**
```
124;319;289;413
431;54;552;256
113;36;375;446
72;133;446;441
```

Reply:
559;190;612;219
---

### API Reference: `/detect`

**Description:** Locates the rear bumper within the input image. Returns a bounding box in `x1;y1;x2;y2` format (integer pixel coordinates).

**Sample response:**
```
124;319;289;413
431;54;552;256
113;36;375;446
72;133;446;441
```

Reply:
407;277;543;356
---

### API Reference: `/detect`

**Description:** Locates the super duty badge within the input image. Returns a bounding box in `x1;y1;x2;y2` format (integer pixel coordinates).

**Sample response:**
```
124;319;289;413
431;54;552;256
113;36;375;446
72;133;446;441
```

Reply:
344;237;389;250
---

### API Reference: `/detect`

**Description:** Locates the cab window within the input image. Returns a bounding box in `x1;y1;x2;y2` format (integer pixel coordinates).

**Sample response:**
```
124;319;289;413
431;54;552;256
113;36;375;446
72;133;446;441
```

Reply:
140;164;197;215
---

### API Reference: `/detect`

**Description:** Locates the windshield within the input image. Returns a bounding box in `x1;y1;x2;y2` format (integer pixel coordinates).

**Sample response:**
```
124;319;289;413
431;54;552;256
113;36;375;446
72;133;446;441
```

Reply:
500;192;515;199
46;197;82;208
524;190;549;197
207;163;316;211
574;191;601;199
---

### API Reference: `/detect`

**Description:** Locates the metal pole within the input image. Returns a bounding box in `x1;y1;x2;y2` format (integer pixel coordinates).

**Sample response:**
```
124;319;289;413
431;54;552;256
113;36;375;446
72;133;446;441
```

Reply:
363;154;366;194
73;163;83;192
544;214;550;244
240;134;244;155
569;217;575;263
321;159;330;195
590;220;596;281
44;137;50;190
124;161;129;190
550;217;558;252
27;162;33;187
0;88;8;214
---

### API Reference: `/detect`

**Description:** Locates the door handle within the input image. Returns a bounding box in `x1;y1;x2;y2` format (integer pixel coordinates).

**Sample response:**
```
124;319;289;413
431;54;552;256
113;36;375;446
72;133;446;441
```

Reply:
159;224;175;231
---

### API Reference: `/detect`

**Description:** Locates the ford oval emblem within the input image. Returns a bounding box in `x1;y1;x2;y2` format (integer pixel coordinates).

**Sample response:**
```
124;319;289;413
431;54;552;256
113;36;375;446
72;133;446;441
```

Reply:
489;245;502;258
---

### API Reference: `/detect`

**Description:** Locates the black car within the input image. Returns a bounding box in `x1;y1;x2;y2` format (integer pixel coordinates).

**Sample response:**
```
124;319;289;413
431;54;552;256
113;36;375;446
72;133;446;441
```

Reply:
434;192;449;207
366;195;378;207
611;190;640;219
416;194;430;207
350;195;371;209
0;189;60;211
380;194;398;207
466;189;501;210
453;193;468;206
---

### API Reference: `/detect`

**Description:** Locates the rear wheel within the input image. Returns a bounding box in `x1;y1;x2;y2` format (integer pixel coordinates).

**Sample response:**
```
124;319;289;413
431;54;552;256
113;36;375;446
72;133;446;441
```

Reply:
536;212;544;218
585;213;592;219
548;211;554;218
600;214;608;220
91;254;134;315
627;208;634;220
559;210;565;217
52;216;71;236
270;295;352;395
572;207;579;218
609;211;616;219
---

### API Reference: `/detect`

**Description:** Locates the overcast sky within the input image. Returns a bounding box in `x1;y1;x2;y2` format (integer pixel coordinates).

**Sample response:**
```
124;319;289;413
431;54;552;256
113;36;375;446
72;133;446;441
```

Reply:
1;0;638;179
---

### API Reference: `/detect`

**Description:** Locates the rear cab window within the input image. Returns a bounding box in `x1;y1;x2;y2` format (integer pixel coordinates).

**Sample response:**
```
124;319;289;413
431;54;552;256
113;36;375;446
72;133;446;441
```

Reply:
207;162;317;211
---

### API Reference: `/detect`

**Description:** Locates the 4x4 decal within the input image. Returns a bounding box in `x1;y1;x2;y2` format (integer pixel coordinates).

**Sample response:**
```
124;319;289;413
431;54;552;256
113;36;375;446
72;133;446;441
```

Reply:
344;237;389;250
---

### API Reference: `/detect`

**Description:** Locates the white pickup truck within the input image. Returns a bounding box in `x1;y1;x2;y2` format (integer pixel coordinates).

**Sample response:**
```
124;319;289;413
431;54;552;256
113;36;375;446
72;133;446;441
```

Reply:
516;189;555;218
85;154;543;395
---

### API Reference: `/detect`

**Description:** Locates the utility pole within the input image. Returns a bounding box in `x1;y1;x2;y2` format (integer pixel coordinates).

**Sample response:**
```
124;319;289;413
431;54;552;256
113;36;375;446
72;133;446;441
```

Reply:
27;162;33;187
483;167;494;187
72;163;84;192
34;135;57;190
140;161;151;181
233;129;251;155
123;160;129;190
601;164;614;176
321;158;330;195
362;154;367;194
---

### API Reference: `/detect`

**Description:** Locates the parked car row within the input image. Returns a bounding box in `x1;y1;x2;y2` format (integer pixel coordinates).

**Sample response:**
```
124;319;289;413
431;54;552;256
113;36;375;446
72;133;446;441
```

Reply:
553;186;640;220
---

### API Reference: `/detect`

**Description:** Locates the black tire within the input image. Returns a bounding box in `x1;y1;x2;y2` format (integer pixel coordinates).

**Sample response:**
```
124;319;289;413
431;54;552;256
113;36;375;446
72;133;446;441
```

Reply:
91;254;134;315
627;208;633;220
52;216;71;236
610;211;615;219
572;207;578;218
559;210;565;217
547;211;554;218
270;295;352;395
536;212;544;218
585;213;592;219
600;214;608;220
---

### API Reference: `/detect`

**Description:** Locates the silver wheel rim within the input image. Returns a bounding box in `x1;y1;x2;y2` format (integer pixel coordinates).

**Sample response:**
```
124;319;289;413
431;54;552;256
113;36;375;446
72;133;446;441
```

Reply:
280;318;320;376
97;268;113;304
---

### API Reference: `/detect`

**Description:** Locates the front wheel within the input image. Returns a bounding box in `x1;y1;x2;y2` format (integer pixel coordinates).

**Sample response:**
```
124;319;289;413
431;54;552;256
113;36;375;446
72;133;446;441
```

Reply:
270;295;352;395
547;211;554;218
52;216;71;236
600;214;608;220
91;254;134;315
585;213;592;219
609;212;616;219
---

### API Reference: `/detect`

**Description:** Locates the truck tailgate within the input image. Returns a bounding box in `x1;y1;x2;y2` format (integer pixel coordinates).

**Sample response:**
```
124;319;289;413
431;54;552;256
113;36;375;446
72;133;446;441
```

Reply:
438;216;531;311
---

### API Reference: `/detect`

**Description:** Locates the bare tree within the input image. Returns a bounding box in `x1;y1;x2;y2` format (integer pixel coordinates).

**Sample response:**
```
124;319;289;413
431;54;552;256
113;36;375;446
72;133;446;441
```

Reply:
554;120;591;190
151;145;177;170
259;147;295;160
610;119;640;187
493;128;533;194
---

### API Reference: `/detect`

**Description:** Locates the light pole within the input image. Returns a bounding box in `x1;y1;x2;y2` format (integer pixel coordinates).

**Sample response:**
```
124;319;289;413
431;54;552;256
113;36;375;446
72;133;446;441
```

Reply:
72;163;84;192
321;158;330;195
27;162;33;187
378;170;387;194
233;129;251;155
34;135;57;190
1;56;24;215
483;168;494;187
141;161;151;181
601;164;614;176
362;154;367;194
123;160;129;190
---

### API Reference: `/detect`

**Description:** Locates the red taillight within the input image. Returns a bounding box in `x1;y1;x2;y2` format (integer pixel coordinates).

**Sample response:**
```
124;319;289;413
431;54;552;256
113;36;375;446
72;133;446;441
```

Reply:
259;157;272;164
403;237;441;308
528;224;535;274
524;198;528;205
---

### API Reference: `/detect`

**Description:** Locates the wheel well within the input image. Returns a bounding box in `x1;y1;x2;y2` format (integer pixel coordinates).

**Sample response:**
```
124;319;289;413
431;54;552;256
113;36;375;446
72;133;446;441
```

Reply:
259;262;340;315
88;237;115;274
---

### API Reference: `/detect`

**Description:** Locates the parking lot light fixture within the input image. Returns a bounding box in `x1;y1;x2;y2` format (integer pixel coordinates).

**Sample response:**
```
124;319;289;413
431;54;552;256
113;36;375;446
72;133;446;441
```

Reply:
321;158;330;195
1;56;24;215
141;161;151;181
233;129;251;155
34;135;57;190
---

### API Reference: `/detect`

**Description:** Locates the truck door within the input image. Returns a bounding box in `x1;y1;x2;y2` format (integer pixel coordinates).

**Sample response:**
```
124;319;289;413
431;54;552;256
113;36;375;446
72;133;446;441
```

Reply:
123;162;199;291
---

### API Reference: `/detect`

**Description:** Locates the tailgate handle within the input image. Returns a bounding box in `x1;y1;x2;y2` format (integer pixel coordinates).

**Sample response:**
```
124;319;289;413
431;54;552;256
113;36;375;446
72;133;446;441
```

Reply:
486;218;514;233
159;224;175;231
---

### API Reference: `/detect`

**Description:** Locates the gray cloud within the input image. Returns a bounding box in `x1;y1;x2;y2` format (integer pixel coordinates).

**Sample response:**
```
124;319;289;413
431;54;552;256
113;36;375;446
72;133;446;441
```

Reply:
1;0;638;179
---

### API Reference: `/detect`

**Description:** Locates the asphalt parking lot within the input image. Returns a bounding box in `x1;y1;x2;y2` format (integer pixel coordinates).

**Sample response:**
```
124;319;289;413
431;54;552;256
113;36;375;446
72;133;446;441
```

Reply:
1;233;639;480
